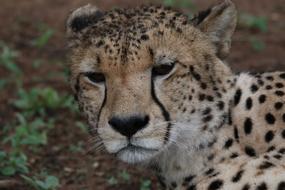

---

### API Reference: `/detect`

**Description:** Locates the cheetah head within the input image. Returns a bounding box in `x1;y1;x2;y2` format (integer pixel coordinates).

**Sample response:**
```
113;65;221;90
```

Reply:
66;0;237;164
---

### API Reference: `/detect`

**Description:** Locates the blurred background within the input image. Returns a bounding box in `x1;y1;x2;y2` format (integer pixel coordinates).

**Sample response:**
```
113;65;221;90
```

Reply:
0;0;284;189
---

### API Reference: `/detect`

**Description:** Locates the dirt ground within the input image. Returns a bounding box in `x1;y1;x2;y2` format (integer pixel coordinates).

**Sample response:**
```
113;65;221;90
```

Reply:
0;0;284;190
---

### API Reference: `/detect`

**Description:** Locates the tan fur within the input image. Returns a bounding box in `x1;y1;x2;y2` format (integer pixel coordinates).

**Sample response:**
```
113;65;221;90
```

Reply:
66;1;285;189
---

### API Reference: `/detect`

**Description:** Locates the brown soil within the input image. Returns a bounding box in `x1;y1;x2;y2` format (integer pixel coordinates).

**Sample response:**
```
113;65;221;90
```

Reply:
0;0;284;190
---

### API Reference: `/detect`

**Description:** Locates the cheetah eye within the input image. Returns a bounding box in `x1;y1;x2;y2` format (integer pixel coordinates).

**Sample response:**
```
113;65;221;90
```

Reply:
152;62;175;77
84;72;105;84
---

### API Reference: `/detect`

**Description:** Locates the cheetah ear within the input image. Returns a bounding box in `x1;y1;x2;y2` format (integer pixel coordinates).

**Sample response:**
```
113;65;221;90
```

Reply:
66;4;104;47
191;0;237;59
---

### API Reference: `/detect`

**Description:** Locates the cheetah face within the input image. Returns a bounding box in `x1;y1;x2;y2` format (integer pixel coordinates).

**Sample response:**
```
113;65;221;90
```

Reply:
66;1;237;163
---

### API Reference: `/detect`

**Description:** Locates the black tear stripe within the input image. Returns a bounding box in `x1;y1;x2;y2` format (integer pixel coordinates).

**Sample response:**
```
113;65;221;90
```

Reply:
76;72;107;127
97;86;107;130
74;74;81;101
151;74;171;144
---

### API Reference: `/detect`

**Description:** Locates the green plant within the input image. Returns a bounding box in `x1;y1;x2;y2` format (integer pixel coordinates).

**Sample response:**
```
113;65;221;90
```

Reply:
22;174;59;190
238;13;268;32
0;79;7;89
140;179;152;190
249;37;266;52
0;151;29;176
32;59;44;68
13;87;77;117
68;141;84;153
107;176;118;186
163;0;194;9
119;170;131;182
3;114;52;150
75;121;88;134
0;42;21;75
32;26;54;48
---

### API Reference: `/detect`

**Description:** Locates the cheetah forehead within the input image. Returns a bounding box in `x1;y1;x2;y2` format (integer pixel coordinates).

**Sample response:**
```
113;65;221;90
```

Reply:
67;6;202;61
71;6;190;44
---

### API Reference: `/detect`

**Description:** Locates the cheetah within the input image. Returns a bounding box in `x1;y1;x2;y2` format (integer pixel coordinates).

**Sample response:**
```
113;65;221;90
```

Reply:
66;0;285;189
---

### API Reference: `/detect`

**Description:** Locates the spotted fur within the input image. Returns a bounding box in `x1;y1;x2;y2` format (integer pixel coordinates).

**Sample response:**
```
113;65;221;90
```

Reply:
66;1;285;189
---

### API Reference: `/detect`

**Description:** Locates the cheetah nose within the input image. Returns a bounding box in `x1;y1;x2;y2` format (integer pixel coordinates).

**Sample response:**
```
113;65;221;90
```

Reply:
108;115;150;138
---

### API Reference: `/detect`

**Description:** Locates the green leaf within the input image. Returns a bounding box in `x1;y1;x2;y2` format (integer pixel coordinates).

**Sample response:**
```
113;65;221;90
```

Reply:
75;122;88;134
107;176;118;186
0;151;7;159
119;170;131;182
1;166;16;176
32;29;54;48
0;43;21;75
0;79;7;89
45;176;59;189
163;0;175;6
250;37;266;52
22;174;59;190
140;179;151;190
238;13;268;32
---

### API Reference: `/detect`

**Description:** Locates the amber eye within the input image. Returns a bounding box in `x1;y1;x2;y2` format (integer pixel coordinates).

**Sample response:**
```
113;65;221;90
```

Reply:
85;72;105;83
152;63;175;77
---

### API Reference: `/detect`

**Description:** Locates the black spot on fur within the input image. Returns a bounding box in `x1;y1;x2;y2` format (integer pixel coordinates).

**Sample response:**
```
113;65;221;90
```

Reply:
242;184;250;190
244;118;253;135
275;90;285;96
279;73;285;79
264;130;274;143
265;113;276;125
277;181;285;190
266;76;274;81
267;146;275;152
208;179;223;190
201;83;207;89
245;97;252;110
206;95;214;102
187;185;197;190
234;89;242;106
275;102;283;110
251;84;258;93
245;146;256;157
259;94;266;103
282;129;285;139
258;79;264;86
234;126;239;141
184;175;195;183
256;182;267;190
203;115;213;122
205;168;215;176
141;34;149;41
230;152;239;159
208;154;215;161
171;182;177;188
217;101;224;110
231;170;244;183
273;154;282;160
259;161;275;170
276;82;284;88
224;138;233;149
279;148;285;154
189;66;201;81
203;108;212;115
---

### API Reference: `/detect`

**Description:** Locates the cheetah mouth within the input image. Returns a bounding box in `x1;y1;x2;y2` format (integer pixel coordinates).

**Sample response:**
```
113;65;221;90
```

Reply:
116;144;159;154
115;144;159;163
